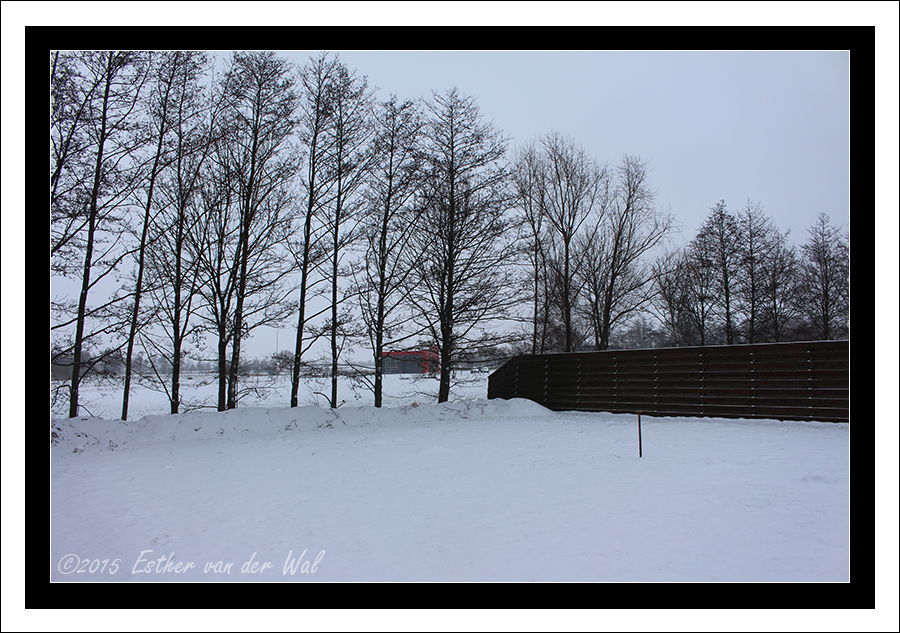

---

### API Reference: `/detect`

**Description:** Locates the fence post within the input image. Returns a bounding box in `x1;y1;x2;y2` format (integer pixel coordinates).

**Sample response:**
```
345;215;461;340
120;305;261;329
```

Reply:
653;353;658;414
638;412;642;458
542;356;549;407
576;355;581;408
806;344;814;419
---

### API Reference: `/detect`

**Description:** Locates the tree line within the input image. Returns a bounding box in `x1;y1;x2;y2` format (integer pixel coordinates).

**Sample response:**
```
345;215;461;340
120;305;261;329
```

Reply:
50;51;850;419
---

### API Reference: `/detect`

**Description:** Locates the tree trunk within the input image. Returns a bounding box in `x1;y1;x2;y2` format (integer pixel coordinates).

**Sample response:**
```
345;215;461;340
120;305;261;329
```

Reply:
373;294;386;408
170;343;181;415
438;339;451;403
122;108;167;420
227;240;247;410
330;211;340;408
217;328;228;411
373;356;384;408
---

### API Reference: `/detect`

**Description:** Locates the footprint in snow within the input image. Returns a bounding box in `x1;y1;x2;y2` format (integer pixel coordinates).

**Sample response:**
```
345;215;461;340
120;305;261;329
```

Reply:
802;471;840;484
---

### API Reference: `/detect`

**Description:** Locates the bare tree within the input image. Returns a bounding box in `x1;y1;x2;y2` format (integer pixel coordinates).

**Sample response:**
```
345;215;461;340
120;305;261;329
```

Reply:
193;157;296;412
512;140;554;353
410;87;517;402
799;213;849;340
289;52;340;408
681;243;719;346
735;200;776;343
578;155;673;350
120;50;167;420
118;51;217;419
192;149;240;411
356;95;426;407
50;51;150;418
760;229;803;342
532;131;608;351
693;200;742;344
221;51;301;409
319;59;374;408
649;249;690;347
136;51;218;415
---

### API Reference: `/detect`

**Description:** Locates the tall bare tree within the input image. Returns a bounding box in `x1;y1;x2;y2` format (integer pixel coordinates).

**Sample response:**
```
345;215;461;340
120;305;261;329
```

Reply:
693;200;742;344
799;213;849;340
649;249;690;347
356;95;425;407
221;51;301;409
137;51;218;415
533;131;608;351
289;52;340;408
50;51;150;418
760;229;803;342
120;50;169;420
734;200;773;343
320;60;374;408
512;140;553;353
410;87;517;402
578;155;673;350
192;148;241;411
120;51;217;419
682;242;719;346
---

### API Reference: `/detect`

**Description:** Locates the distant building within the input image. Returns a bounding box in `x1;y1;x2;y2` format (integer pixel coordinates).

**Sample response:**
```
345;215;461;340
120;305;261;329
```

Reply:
381;347;440;374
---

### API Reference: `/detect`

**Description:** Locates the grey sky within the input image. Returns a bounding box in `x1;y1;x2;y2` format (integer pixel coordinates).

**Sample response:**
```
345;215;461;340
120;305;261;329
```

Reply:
285;49;850;243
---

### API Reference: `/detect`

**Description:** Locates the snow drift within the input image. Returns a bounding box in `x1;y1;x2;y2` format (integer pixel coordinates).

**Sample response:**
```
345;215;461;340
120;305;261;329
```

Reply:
51;397;849;582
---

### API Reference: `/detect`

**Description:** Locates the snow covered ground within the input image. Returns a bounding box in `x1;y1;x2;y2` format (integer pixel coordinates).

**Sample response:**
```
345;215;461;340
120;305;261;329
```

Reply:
50;373;850;583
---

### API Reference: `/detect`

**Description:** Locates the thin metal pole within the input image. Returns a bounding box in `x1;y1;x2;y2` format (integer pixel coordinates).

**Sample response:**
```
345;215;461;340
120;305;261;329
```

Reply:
638;412;642;458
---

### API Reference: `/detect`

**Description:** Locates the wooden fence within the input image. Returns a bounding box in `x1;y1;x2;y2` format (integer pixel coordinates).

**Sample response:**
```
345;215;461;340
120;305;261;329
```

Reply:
487;340;849;422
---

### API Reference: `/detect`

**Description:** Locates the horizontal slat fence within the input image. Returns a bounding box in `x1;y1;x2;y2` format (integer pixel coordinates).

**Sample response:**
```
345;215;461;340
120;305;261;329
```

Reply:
487;341;849;422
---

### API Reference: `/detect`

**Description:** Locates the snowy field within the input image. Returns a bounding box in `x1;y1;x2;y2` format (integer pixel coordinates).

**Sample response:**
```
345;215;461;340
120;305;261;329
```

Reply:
49;373;850;583
51;370;493;421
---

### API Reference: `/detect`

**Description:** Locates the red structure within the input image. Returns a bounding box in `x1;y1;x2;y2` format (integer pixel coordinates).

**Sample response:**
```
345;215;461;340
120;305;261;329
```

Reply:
382;346;440;374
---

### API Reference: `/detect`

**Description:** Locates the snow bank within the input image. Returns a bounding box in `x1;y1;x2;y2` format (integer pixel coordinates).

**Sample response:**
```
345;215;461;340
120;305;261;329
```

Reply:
50;398;849;582
50;398;554;453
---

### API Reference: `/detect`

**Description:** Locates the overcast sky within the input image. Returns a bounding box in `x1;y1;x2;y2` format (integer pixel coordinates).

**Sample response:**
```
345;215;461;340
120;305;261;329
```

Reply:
284;49;850;244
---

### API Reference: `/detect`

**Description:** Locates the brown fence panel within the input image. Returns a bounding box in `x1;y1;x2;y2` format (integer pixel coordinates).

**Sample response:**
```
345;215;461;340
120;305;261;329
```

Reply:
487;340;849;422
